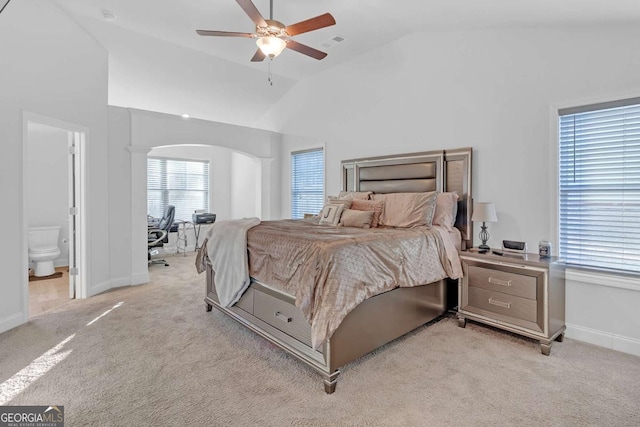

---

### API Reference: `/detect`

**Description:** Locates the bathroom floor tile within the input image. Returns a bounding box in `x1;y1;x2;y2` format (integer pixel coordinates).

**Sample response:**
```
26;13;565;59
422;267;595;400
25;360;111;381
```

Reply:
29;267;71;318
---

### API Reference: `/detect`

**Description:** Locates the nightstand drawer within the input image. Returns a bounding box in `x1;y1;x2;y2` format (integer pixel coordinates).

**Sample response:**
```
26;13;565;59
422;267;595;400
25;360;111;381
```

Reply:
467;286;537;323
468;265;537;300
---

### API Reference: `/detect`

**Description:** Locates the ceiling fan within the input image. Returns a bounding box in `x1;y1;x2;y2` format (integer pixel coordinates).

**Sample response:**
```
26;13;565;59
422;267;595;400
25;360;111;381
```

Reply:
197;0;336;62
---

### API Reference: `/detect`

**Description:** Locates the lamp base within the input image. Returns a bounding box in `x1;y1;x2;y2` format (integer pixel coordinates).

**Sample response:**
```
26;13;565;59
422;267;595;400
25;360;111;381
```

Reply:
478;222;490;251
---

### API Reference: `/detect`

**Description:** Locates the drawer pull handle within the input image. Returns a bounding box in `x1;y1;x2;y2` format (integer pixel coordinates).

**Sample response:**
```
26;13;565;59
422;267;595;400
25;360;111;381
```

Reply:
488;298;511;309
274;311;292;323
488;277;512;287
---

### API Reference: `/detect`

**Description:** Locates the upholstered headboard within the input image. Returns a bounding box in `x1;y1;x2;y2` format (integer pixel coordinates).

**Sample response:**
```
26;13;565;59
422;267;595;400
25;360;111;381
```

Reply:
341;148;473;249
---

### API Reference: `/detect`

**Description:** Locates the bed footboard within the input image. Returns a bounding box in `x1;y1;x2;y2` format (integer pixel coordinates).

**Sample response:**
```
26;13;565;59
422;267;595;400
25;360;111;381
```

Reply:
204;265;447;393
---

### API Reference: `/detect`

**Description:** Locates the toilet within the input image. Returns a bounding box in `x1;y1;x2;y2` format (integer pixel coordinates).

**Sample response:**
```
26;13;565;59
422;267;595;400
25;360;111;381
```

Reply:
28;226;62;277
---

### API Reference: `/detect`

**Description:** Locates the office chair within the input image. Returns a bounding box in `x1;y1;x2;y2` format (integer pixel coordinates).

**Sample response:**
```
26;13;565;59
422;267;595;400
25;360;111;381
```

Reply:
148;205;175;267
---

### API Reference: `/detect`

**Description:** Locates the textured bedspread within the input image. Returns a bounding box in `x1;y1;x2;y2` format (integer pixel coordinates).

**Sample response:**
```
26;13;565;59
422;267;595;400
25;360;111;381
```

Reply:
247;219;462;350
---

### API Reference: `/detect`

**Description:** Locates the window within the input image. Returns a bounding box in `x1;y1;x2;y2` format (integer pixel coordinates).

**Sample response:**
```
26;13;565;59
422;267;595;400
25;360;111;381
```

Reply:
147;157;209;222
291;148;324;219
558;99;640;274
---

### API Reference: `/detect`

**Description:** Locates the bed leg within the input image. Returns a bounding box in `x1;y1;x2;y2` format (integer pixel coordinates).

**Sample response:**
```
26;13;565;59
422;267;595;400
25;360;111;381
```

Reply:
457;316;466;328
540;341;552;356
206;303;212;312
323;370;340;394
323;378;337;394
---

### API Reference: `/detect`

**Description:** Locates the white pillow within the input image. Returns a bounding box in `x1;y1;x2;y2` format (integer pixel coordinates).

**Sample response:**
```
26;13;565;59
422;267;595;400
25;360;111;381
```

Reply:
326;197;353;210
318;204;344;226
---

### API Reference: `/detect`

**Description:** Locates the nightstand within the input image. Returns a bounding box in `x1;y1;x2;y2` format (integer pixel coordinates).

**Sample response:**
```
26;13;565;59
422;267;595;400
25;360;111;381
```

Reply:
457;250;566;355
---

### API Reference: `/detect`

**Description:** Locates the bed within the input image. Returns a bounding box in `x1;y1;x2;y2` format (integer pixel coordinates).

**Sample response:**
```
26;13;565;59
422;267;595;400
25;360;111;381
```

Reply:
203;148;473;393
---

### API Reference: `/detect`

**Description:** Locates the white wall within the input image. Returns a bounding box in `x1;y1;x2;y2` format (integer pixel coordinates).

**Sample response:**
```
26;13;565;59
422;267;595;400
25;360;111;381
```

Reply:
267;26;640;250
230;152;261;219
0;0;110;332
107;107;133;288
27;123;70;267
565;271;640;356
107;107;281;287
266;26;640;355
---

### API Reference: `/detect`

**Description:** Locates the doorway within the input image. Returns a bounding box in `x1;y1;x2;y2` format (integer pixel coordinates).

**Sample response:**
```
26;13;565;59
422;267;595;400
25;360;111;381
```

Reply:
23;113;87;319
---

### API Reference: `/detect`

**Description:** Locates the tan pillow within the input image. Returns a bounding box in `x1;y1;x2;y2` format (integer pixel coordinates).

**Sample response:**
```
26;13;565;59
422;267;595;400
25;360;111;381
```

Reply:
318;204;344;226
432;192;459;231
350;199;384;228
338;191;372;200
372;192;437;228
326;197;353;210
339;209;374;228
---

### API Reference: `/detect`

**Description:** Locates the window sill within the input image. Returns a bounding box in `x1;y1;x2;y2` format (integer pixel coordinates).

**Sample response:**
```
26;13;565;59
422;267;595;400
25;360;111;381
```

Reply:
566;268;640;292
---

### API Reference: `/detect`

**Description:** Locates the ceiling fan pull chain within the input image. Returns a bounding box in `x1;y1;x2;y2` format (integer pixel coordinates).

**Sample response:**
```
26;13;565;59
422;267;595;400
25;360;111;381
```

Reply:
268;59;273;86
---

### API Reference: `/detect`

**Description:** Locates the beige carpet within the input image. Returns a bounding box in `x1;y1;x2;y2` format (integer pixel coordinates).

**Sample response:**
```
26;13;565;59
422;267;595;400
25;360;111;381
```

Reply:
1;252;639;426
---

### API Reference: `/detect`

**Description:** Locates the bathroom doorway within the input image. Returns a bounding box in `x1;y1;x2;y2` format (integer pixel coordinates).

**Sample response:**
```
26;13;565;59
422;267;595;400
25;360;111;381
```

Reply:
23;113;87;318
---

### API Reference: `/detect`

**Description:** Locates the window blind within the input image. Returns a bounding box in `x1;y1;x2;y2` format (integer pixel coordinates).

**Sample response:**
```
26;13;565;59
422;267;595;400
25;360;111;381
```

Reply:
291;148;324;219
558;101;640;274
147;157;209;222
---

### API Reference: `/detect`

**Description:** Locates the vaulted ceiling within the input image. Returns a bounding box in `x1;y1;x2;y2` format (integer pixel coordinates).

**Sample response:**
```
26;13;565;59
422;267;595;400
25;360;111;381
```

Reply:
50;0;640;130
54;0;640;81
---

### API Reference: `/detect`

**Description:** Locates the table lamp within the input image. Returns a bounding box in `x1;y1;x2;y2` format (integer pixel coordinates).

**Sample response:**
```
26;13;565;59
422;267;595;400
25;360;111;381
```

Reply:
471;202;497;250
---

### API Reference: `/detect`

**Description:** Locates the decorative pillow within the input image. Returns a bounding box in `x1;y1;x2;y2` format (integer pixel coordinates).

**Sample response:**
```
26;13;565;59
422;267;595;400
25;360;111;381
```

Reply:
338;191;372;201
372;192;437;228
318;204;345;226
339;209;374;228
432;192;459;231
350;199;384;228
326;197;353;210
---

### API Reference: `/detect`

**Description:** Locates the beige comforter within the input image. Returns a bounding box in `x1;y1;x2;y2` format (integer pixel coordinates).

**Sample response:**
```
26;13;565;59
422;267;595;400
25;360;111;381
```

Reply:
246;219;462;350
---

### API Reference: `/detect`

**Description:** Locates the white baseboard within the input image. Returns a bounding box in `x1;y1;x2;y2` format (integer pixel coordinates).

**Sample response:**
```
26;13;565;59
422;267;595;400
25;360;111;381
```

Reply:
0;312;27;335
110;277;131;288
566;323;640;357
87;280;112;298
131;271;149;286
87;273;148;296
611;334;640;357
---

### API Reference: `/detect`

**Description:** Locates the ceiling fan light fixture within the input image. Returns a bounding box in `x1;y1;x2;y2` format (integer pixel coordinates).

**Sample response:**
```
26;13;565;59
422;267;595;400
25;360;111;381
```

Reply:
256;36;286;58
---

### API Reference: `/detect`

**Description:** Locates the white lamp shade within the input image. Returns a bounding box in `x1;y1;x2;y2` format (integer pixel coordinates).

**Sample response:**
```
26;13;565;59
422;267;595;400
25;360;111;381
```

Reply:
471;202;498;223
256;36;287;58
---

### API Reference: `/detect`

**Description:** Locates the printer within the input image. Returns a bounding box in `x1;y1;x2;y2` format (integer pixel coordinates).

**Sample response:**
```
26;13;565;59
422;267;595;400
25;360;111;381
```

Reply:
192;212;216;224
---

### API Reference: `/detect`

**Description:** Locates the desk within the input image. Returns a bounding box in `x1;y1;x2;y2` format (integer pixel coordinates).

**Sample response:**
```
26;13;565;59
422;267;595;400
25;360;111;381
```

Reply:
173;220;188;256
177;221;211;253
193;222;204;250
190;221;214;251
149;218;211;253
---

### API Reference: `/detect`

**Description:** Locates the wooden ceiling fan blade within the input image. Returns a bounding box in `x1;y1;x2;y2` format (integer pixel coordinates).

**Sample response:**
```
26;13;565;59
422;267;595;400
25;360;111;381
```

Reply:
286;40;327;60
196;30;255;38
285;13;335;36
236;0;267;27
251;49;266;62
